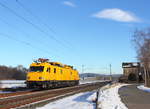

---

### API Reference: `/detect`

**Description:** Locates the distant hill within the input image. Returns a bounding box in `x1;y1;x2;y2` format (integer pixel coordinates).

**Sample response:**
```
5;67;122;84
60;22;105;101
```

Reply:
79;73;104;78
79;73;122;78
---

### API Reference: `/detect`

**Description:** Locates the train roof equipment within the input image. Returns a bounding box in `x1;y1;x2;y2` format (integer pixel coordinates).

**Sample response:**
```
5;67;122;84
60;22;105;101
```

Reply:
33;58;74;69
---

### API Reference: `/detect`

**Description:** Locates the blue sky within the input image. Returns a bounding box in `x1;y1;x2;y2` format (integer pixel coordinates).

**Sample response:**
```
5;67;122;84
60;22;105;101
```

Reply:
0;0;149;74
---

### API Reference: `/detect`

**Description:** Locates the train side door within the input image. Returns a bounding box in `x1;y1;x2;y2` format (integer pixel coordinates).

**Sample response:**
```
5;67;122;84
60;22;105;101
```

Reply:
53;68;57;80
46;67;51;80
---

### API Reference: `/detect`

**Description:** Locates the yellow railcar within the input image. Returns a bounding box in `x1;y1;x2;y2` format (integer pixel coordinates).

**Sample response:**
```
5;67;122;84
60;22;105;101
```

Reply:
26;58;80;88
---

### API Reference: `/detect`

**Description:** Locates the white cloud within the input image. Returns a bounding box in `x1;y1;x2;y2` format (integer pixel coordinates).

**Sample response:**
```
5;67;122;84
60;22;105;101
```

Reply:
92;8;140;22
62;1;76;7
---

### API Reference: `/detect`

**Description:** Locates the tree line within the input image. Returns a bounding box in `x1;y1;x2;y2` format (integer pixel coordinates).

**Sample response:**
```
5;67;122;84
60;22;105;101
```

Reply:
0;65;27;80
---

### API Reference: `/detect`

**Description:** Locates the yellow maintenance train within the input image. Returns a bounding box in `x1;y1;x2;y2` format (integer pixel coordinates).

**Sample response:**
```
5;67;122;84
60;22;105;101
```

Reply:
26;58;80;88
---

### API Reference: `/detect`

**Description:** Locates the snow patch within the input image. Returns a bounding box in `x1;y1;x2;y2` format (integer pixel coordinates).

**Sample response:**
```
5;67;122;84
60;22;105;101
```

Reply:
79;80;106;84
137;85;150;92
0;80;26;88
98;84;128;109
36;91;96;109
0;80;25;84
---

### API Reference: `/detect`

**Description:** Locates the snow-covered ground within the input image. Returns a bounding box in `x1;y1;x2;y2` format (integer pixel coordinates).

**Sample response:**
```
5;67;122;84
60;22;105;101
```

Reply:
79;80;106;84
98;83;128;109
0;80;25;84
36;83;127;109
0;80;26;88
37;91;97;109
137;85;150;92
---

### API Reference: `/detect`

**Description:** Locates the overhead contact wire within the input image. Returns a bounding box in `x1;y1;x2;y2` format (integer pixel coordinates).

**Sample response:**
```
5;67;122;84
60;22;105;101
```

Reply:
16;0;74;49
0;1;68;49
0;32;60;59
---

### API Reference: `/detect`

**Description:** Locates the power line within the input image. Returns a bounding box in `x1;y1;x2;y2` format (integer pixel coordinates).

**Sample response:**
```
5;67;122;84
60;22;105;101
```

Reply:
15;0;74;49
0;1;69;49
16;0;56;34
0;16;31;39
0;16;63;54
0;32;60;59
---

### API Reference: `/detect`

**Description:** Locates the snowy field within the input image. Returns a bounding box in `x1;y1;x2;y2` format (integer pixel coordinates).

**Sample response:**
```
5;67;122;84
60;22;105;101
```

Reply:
98;83;128;109
0;80;26;88
79;80;105;84
137;85;150;92
37;91;97;109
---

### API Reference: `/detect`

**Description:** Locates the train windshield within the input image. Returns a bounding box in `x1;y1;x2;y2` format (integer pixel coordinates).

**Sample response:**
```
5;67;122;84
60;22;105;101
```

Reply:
29;66;44;72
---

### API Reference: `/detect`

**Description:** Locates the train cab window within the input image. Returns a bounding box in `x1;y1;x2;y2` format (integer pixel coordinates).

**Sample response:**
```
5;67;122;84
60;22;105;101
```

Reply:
60;69;63;74
54;68;56;73
30;66;44;72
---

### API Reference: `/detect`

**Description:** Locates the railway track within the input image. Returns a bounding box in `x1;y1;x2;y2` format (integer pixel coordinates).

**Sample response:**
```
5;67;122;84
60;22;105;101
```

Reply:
0;89;36;98
0;81;110;109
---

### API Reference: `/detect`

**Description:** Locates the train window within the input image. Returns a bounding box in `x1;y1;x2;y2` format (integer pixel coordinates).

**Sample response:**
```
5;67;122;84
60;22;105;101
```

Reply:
54;68;56;73
60;69;63;74
47;68;51;73
30;66;44;72
49;68;51;73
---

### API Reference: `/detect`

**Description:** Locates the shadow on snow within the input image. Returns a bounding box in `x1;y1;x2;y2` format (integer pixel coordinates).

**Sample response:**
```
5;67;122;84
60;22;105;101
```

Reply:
73;91;96;109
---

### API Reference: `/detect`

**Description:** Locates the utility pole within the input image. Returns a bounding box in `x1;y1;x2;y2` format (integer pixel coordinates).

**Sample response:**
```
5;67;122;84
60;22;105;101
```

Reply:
82;65;84;74
81;65;85;80
110;64;112;81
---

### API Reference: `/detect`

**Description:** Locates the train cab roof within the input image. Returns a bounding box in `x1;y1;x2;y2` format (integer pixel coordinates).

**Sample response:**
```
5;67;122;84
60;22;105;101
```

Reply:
30;58;50;66
30;58;75;70
64;65;73;69
49;62;64;67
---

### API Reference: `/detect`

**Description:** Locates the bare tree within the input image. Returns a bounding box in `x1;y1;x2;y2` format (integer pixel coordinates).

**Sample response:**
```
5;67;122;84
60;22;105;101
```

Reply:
132;28;150;87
